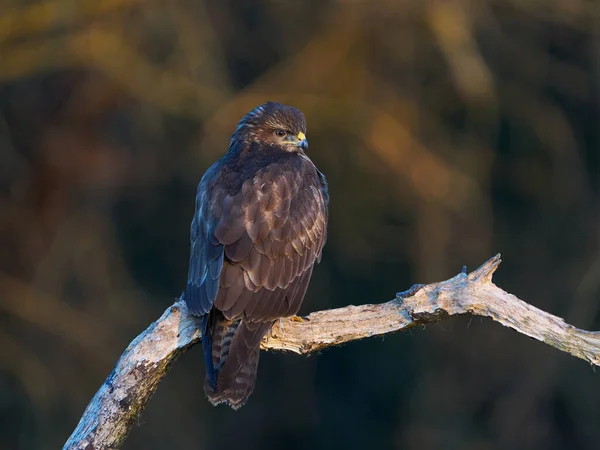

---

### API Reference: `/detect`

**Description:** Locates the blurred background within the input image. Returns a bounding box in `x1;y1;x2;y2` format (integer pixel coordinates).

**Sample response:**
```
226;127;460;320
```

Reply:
0;0;599;449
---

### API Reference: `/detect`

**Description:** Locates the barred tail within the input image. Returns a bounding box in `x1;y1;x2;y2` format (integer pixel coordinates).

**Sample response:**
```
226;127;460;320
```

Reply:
203;312;273;410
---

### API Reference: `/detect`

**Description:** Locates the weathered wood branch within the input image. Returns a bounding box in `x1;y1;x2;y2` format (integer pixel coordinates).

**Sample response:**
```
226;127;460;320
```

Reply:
64;254;600;449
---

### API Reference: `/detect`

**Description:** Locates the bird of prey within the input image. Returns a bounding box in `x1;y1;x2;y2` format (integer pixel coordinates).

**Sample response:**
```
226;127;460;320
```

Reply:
184;102;329;409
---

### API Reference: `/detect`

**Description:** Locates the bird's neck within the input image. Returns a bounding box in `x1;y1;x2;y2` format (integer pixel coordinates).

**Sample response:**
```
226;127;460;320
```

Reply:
226;139;290;160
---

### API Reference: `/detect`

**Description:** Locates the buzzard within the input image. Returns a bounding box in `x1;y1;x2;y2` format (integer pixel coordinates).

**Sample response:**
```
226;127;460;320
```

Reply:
184;102;329;409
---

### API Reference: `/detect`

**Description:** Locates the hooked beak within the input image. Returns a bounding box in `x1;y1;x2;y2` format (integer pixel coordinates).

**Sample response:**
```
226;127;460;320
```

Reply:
296;132;308;151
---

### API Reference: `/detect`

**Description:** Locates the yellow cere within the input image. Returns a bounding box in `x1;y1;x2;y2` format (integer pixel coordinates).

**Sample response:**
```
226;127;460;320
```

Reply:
297;132;306;141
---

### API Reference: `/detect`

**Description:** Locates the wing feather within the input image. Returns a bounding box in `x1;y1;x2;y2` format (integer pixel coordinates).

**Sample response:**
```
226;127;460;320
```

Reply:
224;234;253;262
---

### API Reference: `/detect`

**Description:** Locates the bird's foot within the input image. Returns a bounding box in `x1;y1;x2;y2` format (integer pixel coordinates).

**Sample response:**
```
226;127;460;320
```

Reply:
290;315;305;323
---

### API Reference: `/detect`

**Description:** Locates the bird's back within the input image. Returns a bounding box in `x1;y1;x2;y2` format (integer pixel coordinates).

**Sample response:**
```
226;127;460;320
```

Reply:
186;146;328;409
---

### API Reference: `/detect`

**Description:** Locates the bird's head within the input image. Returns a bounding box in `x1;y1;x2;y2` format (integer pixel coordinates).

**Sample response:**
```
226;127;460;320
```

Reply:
230;102;308;153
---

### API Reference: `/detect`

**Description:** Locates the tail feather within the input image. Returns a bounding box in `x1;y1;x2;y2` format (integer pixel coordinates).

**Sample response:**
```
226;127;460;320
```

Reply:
203;312;273;409
200;315;216;388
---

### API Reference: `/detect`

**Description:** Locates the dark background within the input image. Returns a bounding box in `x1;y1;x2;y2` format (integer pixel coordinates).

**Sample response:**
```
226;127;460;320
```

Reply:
1;1;599;449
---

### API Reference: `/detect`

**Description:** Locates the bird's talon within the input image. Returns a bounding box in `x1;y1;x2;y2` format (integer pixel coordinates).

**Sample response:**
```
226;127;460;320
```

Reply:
290;315;304;323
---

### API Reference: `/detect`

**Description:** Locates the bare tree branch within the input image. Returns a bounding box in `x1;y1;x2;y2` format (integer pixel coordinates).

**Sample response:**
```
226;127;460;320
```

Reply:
63;254;600;449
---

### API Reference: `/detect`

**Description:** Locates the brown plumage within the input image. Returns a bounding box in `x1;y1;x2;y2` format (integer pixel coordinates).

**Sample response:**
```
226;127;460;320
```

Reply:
184;102;329;409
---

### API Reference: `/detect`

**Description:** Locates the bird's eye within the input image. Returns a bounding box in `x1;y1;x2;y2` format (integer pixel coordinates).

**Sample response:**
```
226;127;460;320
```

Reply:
274;129;286;137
